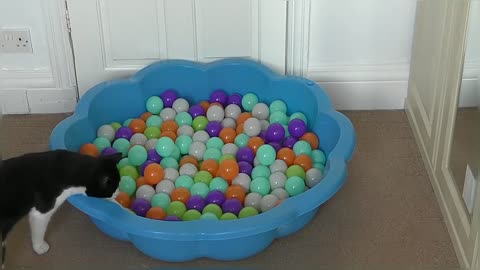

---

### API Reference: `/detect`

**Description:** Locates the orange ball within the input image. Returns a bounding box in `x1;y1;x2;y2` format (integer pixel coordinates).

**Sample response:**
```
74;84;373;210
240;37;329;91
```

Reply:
136;176;147;188
115;192;131;208
300;132;319;149
201;159;219;176
161;120;179;134
247;137;264;154
237;112;252;125
170;187;191;204
140;112;153;122
179;155;199;168
293;154;313;172
217;159;239;183
275;199;284;207
80;143;99;157
160;130;177;141
225;185;246;203
199;101;210;112
129;118;147;134
277;148;295;166
144;163;164;185
236;123;244;134
219;128;237;144
146;207;167;220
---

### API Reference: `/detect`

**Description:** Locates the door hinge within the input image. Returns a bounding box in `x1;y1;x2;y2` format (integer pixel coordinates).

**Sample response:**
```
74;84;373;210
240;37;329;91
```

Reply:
65;3;71;33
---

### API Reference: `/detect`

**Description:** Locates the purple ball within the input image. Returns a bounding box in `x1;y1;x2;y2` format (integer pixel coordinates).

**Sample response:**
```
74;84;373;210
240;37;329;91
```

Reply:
131;198;151;217
266;123;286;143
206;121;222;137
115;127;133;140
188;105;206;118
288;118;307;138
238;161;253;176
222;199;243;215
269;142;282;153
210;89;228;106
140;160;155;176
206;190;226;206
160;89;177;108
187;195;207;211
147;149;162;163
164;215;181;221
236;147;255;164
283;136;298;149
258;130;268;142
227;94;242;106
101;147;118;156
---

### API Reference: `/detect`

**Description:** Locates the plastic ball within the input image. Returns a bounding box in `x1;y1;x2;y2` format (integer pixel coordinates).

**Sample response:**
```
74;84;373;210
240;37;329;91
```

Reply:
234;133;249;148
129;119;147;134
282;136;298;149
205;137;224;151
192;116;208;131
188;105;205;118
205;121;222;137
293;140;312;156
130;133;148;146
305;168;323;188
244;193;262;211
250;177;271;196
164;168;180;181
241;93;259;112
93;137;111;153
146;115;163;128
192;130;210;143
143;163;163;185
190;182;210;198
161;157;179;169
188;141;206;161
206;190;226;206
256;144;276;166
179;163;198;177
170;187;191;204
269;100;287;114
225;185;246;203
167;201;187;218
140;160;154;175
269;172;287;189
238;207;258;218
266;123;285;143
146;96;164;114
202;204;223;218
200;213;219;220
119;176;136;196
260;120;270;132
270;159;288;174
254;156;261;167
160;108;177;121
209;177;229;193
182;209;202;221
128;145;147;166
97;125;116;142
219;213;237;220
268;142;282;153
231;173;251;192
116;158;130;170
285;176;306;196
288;118;307;139
151;192;171;210
177;125;194;137
202;148;220;162
120;165;139;179
175;175;194;189
146;207;167;220
222;199;243;215
146;149;160;163
277;147;296;166
193;170;213;185
144;127;161;139
260;194;279;212
179;155;199;168
101;147;118;156
175;112;193;127
221;143;238;156
217;159;239;183
160;89;177;108
225;104;242;120
252;103;269;120
238;161;253;176
155;180;175;195
294;154;313;172
198;160;217;176
243;117;261;137
186;195;207;211
300;132;319;149
206;105;225;122
210;89;228;106
269;111;289;125
141;112;153;123
236;147;255;164
271;188;289;200
172;98;189;113
290;112;308;125
80;143;99;157
156;137;175;157
136;185;156;202
123;118;133;127
174;135;192;155
286;164;306;179
115;191;131;208
221;118;236;129
311;149;326;165
247;137;264;154
164;215;182;221
145;139;158;151
227;93;242;106
251;165;271;179
110;122;122;131
131;198;151;217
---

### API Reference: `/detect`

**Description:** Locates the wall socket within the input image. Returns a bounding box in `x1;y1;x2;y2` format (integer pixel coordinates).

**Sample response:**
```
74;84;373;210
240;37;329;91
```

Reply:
0;28;33;53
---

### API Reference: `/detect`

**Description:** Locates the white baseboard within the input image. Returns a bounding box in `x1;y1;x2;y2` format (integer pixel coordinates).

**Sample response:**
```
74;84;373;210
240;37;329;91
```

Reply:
0;88;77;114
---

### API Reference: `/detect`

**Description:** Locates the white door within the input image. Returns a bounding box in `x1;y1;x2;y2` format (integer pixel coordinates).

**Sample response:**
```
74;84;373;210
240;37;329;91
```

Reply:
66;0;287;96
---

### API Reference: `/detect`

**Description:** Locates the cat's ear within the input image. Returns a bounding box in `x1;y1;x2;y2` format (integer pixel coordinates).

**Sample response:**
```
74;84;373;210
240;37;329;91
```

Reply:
100;152;123;164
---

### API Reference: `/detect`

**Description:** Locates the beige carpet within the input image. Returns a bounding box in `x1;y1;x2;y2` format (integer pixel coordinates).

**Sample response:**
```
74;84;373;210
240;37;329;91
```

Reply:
0;111;460;270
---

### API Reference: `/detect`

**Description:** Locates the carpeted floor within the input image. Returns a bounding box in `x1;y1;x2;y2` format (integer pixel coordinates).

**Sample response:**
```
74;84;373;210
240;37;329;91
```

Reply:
0;111;460;270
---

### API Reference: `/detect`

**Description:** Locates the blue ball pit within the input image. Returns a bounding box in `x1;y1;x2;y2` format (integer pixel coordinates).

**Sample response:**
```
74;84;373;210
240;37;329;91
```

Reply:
49;58;356;262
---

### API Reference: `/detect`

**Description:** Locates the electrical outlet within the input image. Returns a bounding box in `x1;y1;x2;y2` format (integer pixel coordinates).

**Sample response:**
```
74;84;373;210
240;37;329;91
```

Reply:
462;164;477;214
0;28;33;53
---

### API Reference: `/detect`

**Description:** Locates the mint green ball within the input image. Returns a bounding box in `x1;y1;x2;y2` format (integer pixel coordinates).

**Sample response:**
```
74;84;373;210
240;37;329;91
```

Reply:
194;171;213;185
293;140;312;156
313;162;325;172
161;157;179;169
283;125;290;137
156;137;175;157
175;175;194;189
113;138;131;157
209;177;229;192
123;118;133;127
146;96;164;114
269;111;288;125
312;150;326;165
242;93;259;112
289;112;308;125
252;165;271;179
269;100;287;114
151;193;171;210
144;127;161;139
200;212;219;220
234;133;249;147
250;177;271;196
93;137;111;152
190;182;210;198
117;158;130;170
182;209;202;221
285;176;306;196
146;115;163;127
175;112;193;127
207;137;224;150
203;148;222;161
119;176;136;196
192;116;208;131
202;204;223;218
175;135;193;155
128;145;148;166
167;201;187;217
286;165;306;179
239;206;259;218
220;213;238;220
170;146;181;160
256;145;276;166
120;165;139;179
110;122;122;131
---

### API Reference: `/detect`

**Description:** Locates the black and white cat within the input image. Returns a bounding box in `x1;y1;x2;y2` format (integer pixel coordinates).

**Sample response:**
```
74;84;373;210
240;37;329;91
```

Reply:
0;149;122;268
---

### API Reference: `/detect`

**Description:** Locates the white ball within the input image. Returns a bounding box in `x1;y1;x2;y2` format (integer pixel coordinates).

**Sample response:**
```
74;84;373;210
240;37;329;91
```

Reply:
179;163;198;178
305;168;323;188
244;117;261;137
244;192;263;212
136;185;156;202
252;103;270;120
222;143;239;156
270;159;288;173
164;168;179;182
177;125;194;137
130;133;147;146
192;130;210;143
206;105;225;122
253;156;261;167
145;139;158;151
269;172;287;189
160;108;177;121
260;194;279;212
189;141;207;160
232;173;251;192
155;180;175;194
97;125;116;142
172;98;189;113
260;120;270;131
225;104;242;120
222;118;237;129
271;188;289;200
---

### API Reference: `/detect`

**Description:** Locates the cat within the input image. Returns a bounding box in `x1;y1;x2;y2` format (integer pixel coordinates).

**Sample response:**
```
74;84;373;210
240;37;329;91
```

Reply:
0;149;122;269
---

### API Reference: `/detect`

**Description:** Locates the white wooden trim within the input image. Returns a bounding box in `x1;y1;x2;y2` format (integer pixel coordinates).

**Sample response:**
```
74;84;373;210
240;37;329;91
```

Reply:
286;0;310;76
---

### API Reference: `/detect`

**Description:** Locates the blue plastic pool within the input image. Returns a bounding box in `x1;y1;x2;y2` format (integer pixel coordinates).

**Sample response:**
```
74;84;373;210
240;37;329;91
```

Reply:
49;58;355;261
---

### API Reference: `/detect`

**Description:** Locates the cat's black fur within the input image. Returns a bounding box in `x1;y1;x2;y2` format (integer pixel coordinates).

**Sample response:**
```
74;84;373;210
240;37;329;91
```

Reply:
0;149;122;268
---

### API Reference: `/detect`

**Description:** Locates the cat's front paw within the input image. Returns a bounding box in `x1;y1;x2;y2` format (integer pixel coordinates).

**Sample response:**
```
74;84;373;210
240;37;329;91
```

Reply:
33;241;50;255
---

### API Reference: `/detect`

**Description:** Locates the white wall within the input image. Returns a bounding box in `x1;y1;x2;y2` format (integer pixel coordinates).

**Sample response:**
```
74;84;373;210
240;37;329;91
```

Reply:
0;0;76;114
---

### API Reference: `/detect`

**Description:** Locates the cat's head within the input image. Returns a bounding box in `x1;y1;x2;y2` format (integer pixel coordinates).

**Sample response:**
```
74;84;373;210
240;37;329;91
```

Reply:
86;153;123;198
